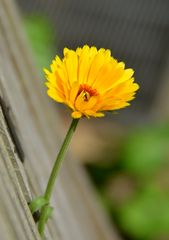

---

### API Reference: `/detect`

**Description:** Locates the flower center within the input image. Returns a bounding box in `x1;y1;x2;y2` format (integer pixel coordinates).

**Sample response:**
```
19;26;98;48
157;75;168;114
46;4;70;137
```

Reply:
78;84;98;101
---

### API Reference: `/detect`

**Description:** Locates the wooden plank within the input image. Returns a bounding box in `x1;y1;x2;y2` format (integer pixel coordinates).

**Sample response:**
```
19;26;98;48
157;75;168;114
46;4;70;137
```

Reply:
0;106;41;240
0;0;121;239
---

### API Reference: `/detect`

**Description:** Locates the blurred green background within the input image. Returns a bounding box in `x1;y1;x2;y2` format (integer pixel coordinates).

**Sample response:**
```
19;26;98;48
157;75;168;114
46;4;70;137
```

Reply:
23;7;169;240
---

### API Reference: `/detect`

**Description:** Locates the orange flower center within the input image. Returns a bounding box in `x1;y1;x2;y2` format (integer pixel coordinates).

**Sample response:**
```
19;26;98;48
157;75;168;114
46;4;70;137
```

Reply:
78;84;99;101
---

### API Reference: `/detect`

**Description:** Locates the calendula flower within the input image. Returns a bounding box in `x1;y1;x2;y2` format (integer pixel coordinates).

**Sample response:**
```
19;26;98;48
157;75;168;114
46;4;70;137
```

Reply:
44;45;139;118
32;46;139;237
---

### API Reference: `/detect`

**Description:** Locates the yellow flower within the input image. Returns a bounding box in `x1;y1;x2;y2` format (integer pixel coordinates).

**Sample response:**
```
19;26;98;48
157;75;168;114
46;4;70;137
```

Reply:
44;45;139;118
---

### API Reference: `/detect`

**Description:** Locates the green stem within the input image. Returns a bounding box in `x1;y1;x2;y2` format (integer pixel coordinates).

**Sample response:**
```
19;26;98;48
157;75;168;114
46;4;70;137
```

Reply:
38;118;79;237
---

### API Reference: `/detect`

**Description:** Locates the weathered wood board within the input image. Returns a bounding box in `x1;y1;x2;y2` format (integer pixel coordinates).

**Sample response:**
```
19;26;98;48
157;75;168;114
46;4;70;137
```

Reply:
0;0;121;239
0;106;41;240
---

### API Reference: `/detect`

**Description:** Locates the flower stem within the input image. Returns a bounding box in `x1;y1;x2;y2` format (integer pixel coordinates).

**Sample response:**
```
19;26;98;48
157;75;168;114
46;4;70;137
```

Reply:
38;118;79;237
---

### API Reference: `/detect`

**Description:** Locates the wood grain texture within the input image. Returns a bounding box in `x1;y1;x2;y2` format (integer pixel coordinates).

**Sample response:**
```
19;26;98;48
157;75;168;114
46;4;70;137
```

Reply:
0;0;121;239
0;106;41;240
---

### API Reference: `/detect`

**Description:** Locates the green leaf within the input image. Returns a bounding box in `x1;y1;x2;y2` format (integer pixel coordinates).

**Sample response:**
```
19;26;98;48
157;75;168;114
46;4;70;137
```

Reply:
29;196;48;214
43;205;54;223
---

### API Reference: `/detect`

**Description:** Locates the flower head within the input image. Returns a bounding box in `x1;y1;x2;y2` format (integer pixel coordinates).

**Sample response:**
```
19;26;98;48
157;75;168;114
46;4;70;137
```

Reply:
44;45;139;118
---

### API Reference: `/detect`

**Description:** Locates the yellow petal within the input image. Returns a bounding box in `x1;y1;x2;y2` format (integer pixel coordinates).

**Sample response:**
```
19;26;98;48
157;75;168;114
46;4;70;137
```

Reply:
54;56;63;67
93;62;116;91
94;112;105;117
75;93;99;112
69;81;79;103
63;49;78;86
47;89;63;103
84;110;105;117
87;50;110;85
78;46;90;83
63;47;69;56
43;68;50;75
71;111;82;118
122;68;134;81
83;96;99;110
78;45;98;84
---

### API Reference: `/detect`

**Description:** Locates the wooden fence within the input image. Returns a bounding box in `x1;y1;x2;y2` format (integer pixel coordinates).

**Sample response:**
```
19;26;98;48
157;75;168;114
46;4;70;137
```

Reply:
0;0;121;239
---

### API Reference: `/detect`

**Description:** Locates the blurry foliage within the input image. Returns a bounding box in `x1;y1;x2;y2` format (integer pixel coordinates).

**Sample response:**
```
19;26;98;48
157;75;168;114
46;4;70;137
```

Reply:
86;159;117;187
24;15;57;73
118;185;169;240
87;122;169;240
119;122;169;179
